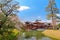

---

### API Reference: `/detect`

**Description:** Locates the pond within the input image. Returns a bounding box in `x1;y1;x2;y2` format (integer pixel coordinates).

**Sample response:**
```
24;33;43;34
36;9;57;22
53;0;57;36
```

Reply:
17;29;57;40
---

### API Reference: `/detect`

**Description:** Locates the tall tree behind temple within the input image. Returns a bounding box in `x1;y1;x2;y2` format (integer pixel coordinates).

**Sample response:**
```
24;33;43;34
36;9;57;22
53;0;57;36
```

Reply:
46;0;59;29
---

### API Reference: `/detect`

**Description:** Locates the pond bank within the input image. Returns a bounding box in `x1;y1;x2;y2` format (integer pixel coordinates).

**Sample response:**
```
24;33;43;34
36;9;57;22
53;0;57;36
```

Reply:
42;30;60;40
18;30;56;40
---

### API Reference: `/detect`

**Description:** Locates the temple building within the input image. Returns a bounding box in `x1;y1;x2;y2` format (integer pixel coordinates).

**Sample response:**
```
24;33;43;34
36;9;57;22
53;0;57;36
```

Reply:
25;20;52;30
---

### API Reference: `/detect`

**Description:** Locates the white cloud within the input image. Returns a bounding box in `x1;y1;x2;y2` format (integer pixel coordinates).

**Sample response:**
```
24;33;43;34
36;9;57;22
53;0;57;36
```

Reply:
37;16;41;19
42;20;51;23
18;6;30;11
56;14;60;17
31;20;51;23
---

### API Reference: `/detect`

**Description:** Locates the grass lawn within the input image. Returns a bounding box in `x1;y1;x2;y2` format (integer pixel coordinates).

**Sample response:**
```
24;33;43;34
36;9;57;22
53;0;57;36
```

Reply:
42;30;60;40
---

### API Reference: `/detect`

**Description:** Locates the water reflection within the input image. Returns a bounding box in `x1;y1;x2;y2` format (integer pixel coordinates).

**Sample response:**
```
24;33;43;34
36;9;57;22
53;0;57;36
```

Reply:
19;37;52;40
18;29;54;40
41;37;52;40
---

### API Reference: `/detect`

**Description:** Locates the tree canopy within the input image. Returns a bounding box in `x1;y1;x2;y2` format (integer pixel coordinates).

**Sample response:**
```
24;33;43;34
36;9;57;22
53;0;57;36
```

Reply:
0;0;20;40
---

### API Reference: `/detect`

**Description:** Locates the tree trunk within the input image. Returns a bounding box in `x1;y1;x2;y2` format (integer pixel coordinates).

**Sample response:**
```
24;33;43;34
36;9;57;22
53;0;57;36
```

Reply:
52;16;57;30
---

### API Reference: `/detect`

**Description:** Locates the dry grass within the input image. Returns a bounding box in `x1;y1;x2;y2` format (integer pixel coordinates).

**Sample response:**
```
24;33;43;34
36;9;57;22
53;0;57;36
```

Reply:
42;30;60;40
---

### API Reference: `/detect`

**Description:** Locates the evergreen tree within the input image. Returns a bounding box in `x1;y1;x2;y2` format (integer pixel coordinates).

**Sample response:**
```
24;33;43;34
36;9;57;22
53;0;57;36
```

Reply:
46;0;59;29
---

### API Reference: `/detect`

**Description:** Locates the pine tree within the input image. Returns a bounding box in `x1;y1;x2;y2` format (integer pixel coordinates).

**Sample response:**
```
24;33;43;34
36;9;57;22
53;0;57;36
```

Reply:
46;0;59;29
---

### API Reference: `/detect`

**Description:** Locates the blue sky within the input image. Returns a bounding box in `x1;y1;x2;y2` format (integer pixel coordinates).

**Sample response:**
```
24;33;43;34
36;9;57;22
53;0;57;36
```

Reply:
16;0;60;22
